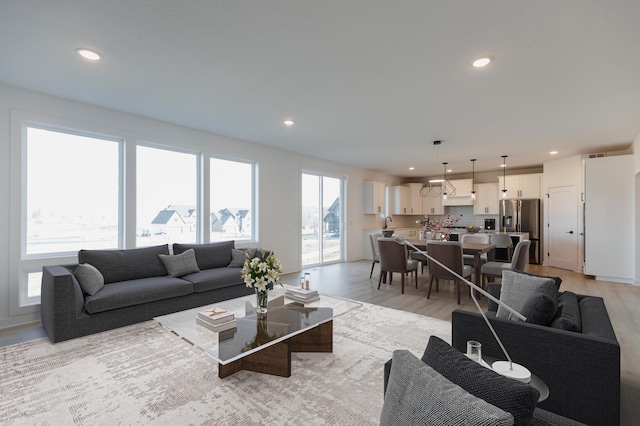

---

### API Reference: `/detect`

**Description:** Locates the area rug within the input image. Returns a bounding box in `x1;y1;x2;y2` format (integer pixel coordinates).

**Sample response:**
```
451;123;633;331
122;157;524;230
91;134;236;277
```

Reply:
0;302;451;425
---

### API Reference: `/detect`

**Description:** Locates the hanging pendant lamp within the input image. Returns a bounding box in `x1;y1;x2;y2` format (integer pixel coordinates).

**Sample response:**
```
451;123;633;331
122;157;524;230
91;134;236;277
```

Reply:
501;155;508;198
442;162;449;200
470;159;477;200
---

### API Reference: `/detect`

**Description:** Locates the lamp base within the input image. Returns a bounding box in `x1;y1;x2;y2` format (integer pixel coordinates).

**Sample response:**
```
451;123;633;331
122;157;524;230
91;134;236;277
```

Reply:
491;361;532;383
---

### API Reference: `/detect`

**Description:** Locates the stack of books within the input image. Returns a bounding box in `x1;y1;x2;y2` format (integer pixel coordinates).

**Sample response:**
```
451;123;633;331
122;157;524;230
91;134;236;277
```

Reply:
196;307;236;332
285;287;320;303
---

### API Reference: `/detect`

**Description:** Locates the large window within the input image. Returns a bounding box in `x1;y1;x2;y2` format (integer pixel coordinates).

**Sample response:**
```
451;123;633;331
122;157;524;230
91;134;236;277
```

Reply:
25;126;120;255
17;120;256;308
21;125;121;303
210;157;254;241
137;146;198;247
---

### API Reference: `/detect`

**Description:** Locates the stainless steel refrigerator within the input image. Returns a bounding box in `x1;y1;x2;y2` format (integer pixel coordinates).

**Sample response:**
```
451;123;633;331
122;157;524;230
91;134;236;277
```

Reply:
500;199;541;264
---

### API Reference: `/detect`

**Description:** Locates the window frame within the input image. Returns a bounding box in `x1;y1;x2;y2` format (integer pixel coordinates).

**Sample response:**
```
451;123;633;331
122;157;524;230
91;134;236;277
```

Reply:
209;155;257;243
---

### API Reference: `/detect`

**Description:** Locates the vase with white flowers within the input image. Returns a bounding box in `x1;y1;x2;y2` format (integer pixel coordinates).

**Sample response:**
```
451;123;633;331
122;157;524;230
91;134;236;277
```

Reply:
241;249;283;313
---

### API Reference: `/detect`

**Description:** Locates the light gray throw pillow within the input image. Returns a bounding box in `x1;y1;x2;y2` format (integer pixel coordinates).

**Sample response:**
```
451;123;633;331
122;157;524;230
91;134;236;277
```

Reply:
496;270;556;320
74;263;105;295
227;249;247;268
158;248;200;277
381;350;514;426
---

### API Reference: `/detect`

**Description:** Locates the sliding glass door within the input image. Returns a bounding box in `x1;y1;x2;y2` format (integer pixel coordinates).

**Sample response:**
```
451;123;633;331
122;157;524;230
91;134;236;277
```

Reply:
301;173;344;266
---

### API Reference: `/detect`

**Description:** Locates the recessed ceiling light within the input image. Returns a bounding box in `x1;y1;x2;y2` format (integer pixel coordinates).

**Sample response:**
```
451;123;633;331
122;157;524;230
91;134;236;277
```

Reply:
283;120;295;126
500;164;506;168
409;167;415;171
471;56;492;68
447;169;452;173
549;150;558;155
76;48;101;61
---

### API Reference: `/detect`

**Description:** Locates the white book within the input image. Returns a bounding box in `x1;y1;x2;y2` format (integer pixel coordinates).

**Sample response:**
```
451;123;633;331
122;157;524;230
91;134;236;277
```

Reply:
285;293;320;303
285;287;319;297
197;307;234;325
196;317;237;332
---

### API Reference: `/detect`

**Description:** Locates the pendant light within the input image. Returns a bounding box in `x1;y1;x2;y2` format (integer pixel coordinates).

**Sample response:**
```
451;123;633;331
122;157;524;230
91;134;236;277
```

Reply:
501;155;508;198
470;159;477;200
442;162;449;200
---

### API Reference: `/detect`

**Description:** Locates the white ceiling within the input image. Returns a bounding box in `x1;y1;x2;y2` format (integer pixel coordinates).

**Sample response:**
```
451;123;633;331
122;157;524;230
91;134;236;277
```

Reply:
1;1;639;177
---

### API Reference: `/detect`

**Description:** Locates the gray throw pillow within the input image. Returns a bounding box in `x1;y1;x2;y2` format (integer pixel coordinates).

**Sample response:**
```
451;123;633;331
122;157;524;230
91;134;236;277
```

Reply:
421;336;538;426
381;350;514;426
520;281;559;326
158;249;200;277
550;291;582;332
496;270;556;320
74;263;105;295
227;249;247;268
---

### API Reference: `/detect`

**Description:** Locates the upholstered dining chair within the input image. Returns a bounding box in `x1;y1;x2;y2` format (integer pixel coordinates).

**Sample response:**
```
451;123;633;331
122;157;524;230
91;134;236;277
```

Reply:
481;240;531;288
460;233;492;267
426;240;473;305
490;233;514;263
377;237;418;294
369;232;383;278
410;232;431;273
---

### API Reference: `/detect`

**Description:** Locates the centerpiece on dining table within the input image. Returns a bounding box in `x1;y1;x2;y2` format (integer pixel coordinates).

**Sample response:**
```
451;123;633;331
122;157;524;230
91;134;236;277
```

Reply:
466;225;481;233
241;248;283;314
415;214;462;241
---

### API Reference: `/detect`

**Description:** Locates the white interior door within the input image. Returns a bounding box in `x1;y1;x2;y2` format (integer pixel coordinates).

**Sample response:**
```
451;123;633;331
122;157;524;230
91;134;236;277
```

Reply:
547;185;578;270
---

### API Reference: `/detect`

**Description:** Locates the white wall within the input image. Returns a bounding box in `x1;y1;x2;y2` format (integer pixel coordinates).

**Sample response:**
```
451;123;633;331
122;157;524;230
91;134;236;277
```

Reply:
0;83;397;328
634;133;640;285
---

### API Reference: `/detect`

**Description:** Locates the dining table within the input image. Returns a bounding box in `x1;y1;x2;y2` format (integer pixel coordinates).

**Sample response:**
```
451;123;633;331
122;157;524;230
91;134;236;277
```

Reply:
406;239;496;288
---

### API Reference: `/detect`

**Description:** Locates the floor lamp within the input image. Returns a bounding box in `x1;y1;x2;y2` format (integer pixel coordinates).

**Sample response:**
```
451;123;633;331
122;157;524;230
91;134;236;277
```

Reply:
392;235;531;382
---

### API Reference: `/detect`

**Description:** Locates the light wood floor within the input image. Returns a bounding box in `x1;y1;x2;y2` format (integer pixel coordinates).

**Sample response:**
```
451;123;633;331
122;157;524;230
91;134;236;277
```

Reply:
284;260;640;426
2;260;638;424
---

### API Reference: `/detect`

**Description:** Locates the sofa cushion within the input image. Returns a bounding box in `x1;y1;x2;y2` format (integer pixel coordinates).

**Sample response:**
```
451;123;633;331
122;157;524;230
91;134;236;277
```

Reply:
74;263;105;295
181;267;244;292
422;336;539;425
496;270;556;320
513;269;562;290
158;249;200;277
381;349;514;426
84;276;193;314
173;241;234;270
550;291;582;332
227;249;247;268
520;281;559;326
78;245;170;284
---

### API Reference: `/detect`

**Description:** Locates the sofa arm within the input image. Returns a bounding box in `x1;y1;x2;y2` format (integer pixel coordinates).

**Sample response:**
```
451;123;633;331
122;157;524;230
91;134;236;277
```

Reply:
41;265;84;343
451;309;620;426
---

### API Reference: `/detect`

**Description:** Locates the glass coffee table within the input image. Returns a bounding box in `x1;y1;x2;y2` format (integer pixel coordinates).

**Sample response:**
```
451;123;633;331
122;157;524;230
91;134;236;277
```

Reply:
155;286;361;378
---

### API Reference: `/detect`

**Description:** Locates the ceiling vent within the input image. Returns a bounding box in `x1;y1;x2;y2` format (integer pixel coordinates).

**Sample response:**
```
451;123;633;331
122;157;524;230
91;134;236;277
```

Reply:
588;153;606;158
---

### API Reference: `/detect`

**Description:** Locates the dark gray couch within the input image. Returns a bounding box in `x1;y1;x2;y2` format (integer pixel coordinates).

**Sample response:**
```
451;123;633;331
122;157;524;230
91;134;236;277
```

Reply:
41;241;256;343
452;283;620;426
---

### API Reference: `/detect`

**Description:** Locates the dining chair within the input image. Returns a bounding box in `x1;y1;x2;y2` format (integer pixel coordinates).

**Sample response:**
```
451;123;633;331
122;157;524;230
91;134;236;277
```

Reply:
410;232;431;273
426;240;473;305
460;233;492;268
377;237;418;294
369;232;383;278
481;240;531;288
490;233;514;263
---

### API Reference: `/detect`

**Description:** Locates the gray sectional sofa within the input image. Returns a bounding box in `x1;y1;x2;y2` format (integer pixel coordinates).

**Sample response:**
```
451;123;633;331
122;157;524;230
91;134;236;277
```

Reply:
452;276;620;426
41;241;256;343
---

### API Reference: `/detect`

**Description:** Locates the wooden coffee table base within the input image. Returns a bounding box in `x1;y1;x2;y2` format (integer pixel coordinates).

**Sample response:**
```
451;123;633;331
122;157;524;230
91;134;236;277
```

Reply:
218;320;333;378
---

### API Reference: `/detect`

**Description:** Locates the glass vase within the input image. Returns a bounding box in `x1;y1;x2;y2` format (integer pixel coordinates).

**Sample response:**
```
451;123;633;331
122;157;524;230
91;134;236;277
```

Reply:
255;288;269;313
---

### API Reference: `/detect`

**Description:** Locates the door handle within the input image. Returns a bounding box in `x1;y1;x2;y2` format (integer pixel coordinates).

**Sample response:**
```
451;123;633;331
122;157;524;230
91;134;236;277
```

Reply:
566;231;574;234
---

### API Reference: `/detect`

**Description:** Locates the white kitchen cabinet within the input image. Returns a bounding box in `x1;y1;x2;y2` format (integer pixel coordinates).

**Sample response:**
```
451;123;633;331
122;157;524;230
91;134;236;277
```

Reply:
442;179;474;206
423;193;444;215
407;183;425;215
473;183;499;215
498;174;541;199
363;181;386;214
390;185;411;215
